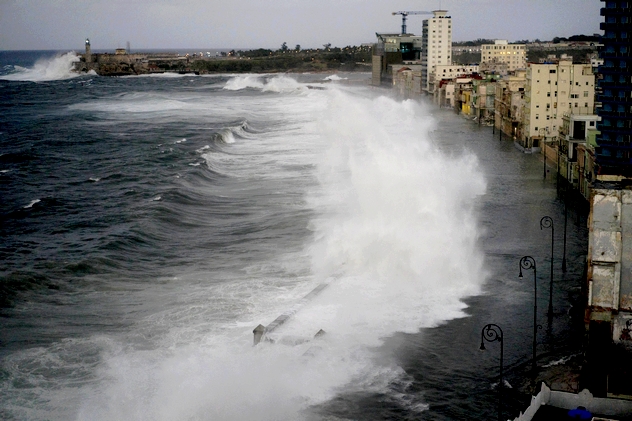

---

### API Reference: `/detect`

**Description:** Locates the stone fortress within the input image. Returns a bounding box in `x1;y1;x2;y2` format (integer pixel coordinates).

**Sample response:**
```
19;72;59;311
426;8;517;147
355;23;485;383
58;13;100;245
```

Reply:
73;38;199;76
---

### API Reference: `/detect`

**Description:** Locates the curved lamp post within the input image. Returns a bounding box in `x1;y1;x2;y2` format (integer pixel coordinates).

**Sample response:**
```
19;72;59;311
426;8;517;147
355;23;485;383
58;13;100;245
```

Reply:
480;323;504;421
540;128;547;179
562;190;568;273
540;216;554;320
519;256;541;375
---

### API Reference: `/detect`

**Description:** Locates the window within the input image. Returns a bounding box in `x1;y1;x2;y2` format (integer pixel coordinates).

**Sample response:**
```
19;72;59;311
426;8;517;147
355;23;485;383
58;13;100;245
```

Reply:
550;69;556;73
583;91;589;97
574;102;578;107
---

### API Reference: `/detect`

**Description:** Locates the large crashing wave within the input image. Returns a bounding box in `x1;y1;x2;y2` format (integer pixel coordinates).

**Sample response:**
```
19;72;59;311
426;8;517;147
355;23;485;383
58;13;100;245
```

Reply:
0;52;82;82
223;75;306;93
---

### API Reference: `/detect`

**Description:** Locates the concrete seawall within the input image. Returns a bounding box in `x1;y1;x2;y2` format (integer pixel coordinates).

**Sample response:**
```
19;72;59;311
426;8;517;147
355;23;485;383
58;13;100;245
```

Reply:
253;280;332;345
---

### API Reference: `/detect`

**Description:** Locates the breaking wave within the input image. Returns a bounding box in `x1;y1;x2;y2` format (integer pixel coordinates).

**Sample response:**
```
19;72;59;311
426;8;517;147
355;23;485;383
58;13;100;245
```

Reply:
224;75;307;93
0;52;82;82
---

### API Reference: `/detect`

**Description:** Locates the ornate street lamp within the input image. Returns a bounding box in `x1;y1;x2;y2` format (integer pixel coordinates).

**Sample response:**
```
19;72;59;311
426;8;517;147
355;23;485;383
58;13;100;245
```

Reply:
519;256;541;375
540;128;547;179
480;323;504;421
562;190;568;273
540;216;554;319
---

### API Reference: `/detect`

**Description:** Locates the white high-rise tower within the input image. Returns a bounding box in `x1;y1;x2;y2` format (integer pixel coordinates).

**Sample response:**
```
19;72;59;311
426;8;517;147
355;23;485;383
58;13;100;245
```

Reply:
421;10;452;94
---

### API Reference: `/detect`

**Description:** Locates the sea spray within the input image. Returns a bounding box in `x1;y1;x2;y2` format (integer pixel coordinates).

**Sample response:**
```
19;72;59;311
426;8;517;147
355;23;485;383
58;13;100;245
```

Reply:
0;52;81;82
0;74;488;421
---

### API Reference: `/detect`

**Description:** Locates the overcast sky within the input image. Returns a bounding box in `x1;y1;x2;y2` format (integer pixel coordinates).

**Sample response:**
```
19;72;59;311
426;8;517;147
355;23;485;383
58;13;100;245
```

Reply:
1;0;602;51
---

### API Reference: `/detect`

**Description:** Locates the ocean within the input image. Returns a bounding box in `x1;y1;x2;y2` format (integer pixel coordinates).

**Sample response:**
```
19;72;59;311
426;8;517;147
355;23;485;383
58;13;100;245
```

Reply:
0;51;588;420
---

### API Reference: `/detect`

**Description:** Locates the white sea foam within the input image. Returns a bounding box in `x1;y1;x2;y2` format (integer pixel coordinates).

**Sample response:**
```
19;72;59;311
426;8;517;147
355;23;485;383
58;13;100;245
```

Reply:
224;75;306;93
196;145;210;153
123;72;194;78
70;87;486;421
324;74;346;81
0;52;81;82
223;74;265;90
3;84;487;421
24;199;41;208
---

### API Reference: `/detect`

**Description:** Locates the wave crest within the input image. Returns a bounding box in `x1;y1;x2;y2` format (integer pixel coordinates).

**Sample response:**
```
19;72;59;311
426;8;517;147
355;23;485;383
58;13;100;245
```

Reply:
224;75;306;93
0;52;81;82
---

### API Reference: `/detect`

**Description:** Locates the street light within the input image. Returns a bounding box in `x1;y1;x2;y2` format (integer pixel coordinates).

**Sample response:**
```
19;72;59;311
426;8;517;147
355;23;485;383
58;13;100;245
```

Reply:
562;188;568;273
480;323;504;421
540;128;547;179
540;216;554;320
519;256;541;375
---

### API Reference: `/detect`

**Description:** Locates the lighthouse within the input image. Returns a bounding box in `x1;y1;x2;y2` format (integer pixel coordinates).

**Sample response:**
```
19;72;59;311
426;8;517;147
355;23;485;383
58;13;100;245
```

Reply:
85;38;92;63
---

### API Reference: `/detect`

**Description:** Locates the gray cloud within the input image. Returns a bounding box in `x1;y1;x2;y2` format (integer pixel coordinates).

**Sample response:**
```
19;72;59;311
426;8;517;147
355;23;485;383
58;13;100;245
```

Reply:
0;0;602;50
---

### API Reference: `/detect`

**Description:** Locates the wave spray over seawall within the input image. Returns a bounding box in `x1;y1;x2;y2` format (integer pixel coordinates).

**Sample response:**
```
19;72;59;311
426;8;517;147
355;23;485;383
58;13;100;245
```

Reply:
0;52;80;81
0;76;487;420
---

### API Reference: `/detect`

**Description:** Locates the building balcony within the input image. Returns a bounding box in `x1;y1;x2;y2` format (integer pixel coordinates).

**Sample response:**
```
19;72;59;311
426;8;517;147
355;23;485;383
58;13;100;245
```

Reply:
599;50;632;59
597;95;632;104
597;38;631;47
600;22;632;30
597;81;631;90
601;7;632;16
599;124;632;135
598;66;631;75
599;109;631;117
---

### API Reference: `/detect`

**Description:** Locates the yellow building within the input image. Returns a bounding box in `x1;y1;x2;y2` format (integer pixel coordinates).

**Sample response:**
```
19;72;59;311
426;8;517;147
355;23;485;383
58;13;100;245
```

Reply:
522;59;595;150
480;40;526;73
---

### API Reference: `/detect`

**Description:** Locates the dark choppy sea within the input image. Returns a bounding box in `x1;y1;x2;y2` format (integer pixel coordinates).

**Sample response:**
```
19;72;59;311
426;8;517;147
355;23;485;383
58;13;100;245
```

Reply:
0;51;588;420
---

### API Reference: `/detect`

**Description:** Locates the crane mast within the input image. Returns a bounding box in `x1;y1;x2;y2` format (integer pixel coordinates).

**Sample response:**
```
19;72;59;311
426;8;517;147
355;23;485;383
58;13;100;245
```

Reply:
392;11;432;35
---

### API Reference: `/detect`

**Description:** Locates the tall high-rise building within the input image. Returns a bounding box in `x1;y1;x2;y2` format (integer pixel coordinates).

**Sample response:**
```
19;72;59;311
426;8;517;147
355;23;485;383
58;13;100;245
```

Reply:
421;10;452;94
594;0;632;175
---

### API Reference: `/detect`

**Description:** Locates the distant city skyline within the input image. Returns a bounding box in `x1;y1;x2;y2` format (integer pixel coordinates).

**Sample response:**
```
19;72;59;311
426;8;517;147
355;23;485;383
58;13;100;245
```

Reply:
1;0;602;51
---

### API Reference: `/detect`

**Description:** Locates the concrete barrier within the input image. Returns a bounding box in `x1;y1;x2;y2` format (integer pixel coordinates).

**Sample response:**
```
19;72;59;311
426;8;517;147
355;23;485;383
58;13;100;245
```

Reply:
253;281;331;345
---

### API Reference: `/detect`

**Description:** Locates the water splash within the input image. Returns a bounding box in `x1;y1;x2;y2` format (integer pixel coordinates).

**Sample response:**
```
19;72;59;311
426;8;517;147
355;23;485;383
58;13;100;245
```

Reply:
0;83;488;421
0;52;81;82
224;75;306;93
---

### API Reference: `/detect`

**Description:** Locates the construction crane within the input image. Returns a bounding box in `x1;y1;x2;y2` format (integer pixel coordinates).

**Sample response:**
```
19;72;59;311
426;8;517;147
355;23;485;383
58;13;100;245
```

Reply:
392;11;433;35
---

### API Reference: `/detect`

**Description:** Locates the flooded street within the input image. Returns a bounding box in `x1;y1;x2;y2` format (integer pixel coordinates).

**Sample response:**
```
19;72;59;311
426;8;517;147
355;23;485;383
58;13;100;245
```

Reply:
389;103;589;421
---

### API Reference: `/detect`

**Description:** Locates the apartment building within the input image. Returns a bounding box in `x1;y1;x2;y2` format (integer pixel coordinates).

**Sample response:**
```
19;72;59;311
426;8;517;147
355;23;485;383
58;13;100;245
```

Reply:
430;64;479;103
372;33;423;86
495;70;527;140
480;40;527;74
595;0;632;174
421;10;452;93
522;60;595;150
